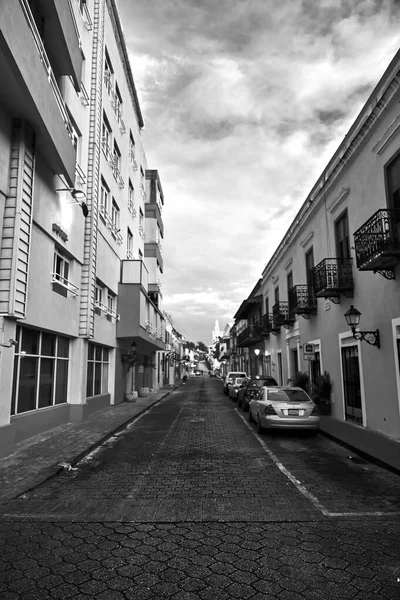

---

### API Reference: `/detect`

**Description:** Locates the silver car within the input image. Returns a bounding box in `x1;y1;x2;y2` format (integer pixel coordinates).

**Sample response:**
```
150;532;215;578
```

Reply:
248;386;320;433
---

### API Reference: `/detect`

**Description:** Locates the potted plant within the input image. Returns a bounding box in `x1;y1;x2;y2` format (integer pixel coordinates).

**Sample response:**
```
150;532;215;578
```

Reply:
311;371;332;415
292;371;310;393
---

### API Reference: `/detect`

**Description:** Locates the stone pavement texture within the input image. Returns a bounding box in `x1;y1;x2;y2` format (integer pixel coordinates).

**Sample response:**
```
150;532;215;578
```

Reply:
1;378;400;599
0;384;178;502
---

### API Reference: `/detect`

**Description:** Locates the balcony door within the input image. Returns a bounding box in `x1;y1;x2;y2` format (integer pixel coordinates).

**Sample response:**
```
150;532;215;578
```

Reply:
341;345;362;424
386;154;400;245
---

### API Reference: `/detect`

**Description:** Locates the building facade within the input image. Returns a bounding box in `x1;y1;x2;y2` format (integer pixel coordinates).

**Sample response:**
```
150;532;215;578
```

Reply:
0;0;166;458
232;49;400;470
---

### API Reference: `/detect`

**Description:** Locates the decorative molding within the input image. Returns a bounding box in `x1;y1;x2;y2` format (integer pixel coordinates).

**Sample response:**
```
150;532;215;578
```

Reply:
284;258;293;271
328;187;350;214
372;114;400;155
300;231;314;248
271;275;279;284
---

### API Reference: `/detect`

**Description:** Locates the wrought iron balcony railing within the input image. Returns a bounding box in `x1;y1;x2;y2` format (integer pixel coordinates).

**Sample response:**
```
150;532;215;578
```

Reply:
353;208;400;280
272;301;295;329
313;258;353;303
237;324;263;347
288;285;317;319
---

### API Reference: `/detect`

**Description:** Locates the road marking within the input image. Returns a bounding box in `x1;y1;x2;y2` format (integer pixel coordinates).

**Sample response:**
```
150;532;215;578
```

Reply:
236;410;400;518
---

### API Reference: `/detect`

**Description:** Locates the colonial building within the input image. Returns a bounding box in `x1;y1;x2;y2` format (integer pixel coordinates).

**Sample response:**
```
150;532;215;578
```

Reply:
0;0;166;458
232;48;400;470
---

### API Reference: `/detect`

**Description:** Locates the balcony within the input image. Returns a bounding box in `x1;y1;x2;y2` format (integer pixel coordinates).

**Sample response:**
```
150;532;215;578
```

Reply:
117;261;165;351
237;324;263;347
272;302;294;330
0;1;77;184
353;209;400;280
145;170;164;236
288;285;317;319
144;242;163;272
313;258;354;303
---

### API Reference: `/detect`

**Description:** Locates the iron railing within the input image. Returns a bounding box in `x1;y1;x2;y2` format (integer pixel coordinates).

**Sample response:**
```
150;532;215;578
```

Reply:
272;301;294;328
288;285;317;318
313;258;353;299
237;324;263;346
353;208;400;270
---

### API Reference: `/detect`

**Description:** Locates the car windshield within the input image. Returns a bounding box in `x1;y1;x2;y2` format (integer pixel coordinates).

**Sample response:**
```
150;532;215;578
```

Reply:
267;389;311;403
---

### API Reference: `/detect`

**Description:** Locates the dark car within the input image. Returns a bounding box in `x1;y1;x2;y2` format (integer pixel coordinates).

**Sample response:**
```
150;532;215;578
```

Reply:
237;376;278;412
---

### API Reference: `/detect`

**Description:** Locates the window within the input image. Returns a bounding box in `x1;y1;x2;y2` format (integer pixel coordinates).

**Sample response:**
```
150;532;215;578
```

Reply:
104;49;113;95
107;292;116;321
100;177;110;217
101;113;112;160
52;250;78;297
86;343;109;397
112;142;124;187
95;282;103;314
129;133;137;168
127;227;133;259
114;83;123;122
305;247;315;297
335;211;350;259
11;325;69;415
287;271;293;294
274;287;279;305
128;180;135;215
111;199;119;235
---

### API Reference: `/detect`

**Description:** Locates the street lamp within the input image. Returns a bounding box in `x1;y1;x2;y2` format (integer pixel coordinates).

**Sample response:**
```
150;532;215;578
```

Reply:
344;305;380;348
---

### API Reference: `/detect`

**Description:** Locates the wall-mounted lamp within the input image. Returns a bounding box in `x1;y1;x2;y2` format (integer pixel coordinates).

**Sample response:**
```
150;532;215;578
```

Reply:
254;349;260;356
56;187;89;218
0;338;18;348
344;305;380;348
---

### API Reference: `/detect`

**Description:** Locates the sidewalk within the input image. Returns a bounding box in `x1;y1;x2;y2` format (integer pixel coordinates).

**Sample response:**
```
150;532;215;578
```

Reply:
0;384;179;502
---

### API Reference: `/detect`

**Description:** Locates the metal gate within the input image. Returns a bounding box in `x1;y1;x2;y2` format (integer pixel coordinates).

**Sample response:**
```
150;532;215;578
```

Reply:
341;345;362;424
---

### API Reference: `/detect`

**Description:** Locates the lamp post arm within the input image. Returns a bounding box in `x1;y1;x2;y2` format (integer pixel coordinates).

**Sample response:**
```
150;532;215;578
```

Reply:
352;328;380;348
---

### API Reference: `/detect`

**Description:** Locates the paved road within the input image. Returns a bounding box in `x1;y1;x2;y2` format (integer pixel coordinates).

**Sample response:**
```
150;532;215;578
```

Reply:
1;377;400;598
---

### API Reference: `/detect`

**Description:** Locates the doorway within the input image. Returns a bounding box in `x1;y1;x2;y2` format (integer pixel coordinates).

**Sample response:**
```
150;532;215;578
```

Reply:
341;345;362;424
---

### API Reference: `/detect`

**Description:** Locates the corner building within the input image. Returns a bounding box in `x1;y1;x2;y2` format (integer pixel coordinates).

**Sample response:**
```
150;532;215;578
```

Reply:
0;0;166;458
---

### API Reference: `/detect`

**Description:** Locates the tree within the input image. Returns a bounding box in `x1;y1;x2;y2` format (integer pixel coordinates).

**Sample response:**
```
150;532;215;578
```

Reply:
197;341;208;352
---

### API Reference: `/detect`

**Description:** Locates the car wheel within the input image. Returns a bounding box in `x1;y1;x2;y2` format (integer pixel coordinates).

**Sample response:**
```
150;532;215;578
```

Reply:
223;387;228;396
257;414;264;434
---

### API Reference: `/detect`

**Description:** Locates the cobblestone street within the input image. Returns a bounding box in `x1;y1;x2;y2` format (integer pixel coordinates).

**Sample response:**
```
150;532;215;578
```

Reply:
1;377;400;598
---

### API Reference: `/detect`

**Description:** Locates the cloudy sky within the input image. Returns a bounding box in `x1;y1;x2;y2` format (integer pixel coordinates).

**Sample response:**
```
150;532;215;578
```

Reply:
118;0;400;344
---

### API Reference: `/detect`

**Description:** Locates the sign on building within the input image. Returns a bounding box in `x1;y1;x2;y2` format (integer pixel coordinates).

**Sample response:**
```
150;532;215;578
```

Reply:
303;343;315;360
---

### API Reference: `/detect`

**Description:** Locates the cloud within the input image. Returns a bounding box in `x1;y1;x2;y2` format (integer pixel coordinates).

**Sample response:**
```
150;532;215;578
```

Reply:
118;0;400;342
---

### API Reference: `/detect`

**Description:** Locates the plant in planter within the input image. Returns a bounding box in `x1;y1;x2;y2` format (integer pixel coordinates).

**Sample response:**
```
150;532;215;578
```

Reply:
311;371;332;415
292;371;310;393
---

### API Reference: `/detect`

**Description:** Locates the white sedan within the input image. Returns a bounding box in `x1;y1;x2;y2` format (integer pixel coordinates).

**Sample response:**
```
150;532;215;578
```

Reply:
248;386;320;433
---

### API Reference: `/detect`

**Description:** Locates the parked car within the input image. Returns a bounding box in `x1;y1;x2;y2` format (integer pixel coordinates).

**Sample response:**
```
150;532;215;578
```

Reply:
194;369;203;376
228;377;246;400
237;376;278;411
223;371;247;395
248;386;320;434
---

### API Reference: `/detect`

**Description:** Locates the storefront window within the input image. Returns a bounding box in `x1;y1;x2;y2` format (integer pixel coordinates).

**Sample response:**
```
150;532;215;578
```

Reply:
11;326;69;415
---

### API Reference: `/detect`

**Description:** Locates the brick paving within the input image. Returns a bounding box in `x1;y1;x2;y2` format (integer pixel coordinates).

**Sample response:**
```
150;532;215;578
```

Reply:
1;377;400;598
0;384;177;502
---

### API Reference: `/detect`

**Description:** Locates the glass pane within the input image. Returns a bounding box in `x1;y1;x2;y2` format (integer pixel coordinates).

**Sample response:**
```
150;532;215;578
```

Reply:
102;347;109;362
21;328;39;355
55;360;68;404
94;363;102;395
11;357;18;415
88;343;95;360
102;363;108;393
57;336;69;358
95;345;102;361
42;333;56;356
86;361;94;398
17;357;38;413
38;358;54;408
64;260;69;281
